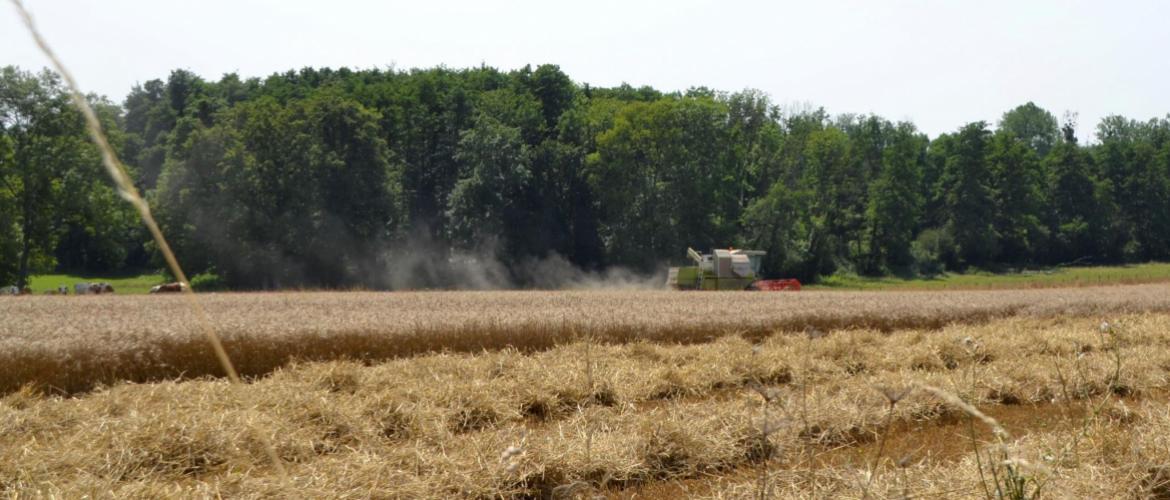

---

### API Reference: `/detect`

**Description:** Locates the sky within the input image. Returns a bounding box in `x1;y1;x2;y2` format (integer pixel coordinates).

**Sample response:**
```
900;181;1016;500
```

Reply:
3;0;1168;141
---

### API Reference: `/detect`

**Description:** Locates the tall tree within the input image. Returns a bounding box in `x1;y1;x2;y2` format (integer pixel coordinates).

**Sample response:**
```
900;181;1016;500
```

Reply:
0;134;17;285
0;67;91;287
1128;141;1170;259
1046;122;1115;263
801;127;853;275
865;123;925;272
392;69;475;243
724;89;782;211
1094;116;1170;260
987;129;1047;264
155;93;399;288
940;122;997;267
588;96;731;270
922;132;954;229
839;115;892;262
999;102;1059;157
741;180;813;280
527;64;576;133
446;115;531;258
776;107;828;188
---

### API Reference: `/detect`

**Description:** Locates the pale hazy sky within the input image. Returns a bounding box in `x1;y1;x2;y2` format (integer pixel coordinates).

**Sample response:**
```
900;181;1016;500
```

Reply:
3;0;1168;141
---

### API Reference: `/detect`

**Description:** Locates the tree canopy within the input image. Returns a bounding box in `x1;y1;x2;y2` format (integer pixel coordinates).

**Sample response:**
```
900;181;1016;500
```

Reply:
3;63;1169;288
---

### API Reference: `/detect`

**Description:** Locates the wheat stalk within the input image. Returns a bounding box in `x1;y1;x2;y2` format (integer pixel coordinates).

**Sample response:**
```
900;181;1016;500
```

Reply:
8;0;285;478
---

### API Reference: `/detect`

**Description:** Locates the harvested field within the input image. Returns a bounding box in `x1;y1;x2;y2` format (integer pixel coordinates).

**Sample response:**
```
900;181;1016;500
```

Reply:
3;309;1170;498
3;284;1170;394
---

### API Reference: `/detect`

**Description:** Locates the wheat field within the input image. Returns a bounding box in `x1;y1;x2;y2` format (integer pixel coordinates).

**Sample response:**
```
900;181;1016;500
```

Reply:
3;286;1170;498
4;285;1170;395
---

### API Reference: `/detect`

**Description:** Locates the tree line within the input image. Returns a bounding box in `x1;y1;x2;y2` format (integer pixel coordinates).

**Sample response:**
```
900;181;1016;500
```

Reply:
2;64;1169;289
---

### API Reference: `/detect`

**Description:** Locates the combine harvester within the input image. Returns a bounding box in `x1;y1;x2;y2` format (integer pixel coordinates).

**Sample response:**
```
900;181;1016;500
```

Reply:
666;247;801;291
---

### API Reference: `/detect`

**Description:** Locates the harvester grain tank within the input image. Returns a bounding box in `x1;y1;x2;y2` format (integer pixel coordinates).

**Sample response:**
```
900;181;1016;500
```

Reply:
665;247;801;291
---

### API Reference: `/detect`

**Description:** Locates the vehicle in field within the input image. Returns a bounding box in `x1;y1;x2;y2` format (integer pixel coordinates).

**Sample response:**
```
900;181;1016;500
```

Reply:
665;247;801;291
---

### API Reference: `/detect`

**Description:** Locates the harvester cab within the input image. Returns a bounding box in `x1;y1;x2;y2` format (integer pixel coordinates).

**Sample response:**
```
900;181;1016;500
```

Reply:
667;247;797;291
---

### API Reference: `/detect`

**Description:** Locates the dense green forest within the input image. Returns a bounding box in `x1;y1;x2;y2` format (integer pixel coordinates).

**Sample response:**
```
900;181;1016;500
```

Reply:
2;64;1169;289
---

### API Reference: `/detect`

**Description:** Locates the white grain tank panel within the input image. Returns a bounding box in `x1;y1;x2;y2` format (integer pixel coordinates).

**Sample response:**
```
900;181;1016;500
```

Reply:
714;249;732;278
730;253;752;277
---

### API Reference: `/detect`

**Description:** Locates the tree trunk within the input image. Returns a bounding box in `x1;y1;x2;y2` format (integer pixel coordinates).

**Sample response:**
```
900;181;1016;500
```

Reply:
17;190;32;289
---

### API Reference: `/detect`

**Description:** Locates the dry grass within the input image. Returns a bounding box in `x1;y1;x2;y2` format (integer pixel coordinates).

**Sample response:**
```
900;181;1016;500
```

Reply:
3;303;1170;498
4;284;1170;394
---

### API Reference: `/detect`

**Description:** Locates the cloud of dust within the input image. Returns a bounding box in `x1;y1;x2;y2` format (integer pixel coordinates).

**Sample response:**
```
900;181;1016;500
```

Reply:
381;233;666;291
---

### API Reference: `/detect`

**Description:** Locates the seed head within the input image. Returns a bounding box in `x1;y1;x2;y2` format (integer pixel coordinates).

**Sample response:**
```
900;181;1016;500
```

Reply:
877;385;912;406
499;445;523;463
